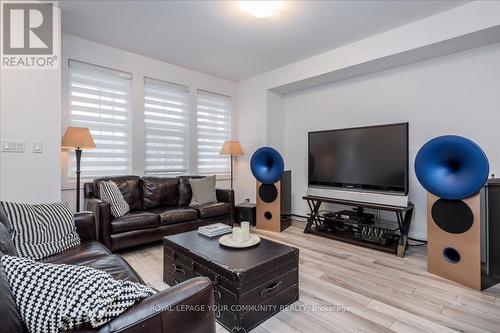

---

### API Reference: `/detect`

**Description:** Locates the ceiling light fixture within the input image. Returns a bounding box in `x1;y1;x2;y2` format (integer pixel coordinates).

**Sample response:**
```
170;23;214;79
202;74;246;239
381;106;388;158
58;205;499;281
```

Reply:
238;1;284;19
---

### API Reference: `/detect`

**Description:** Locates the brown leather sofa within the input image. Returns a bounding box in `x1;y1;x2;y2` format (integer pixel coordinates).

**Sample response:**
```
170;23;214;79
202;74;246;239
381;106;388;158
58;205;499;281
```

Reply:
0;212;215;333
84;176;234;252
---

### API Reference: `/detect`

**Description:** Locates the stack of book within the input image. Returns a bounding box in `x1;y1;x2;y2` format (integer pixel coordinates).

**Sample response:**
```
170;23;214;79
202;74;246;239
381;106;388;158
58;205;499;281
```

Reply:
198;223;232;237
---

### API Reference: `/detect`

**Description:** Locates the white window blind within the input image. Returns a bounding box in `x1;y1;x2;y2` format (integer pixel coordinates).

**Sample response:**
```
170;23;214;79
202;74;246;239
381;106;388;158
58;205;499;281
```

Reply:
144;78;189;175
196;90;231;174
68;60;132;179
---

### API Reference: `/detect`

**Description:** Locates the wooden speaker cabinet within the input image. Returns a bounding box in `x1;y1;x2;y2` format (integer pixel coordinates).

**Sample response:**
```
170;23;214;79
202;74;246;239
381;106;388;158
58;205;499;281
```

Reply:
428;185;500;290
427;192;481;289
256;181;281;232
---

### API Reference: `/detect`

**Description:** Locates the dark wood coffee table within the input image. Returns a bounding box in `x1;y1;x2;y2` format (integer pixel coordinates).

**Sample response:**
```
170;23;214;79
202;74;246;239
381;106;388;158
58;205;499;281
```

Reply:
163;230;299;332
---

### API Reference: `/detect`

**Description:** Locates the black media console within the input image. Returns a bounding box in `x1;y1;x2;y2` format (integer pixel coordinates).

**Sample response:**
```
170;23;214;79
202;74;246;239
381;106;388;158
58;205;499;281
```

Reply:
303;195;414;257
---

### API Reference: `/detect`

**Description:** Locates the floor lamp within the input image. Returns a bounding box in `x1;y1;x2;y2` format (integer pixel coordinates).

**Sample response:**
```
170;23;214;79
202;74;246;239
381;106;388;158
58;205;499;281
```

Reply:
219;141;244;190
62;127;96;212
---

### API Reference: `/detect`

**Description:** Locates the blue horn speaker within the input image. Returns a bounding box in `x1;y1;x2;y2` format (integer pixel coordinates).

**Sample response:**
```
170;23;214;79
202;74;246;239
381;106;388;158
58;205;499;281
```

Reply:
250;147;284;184
415;135;489;200
416;135;490;290
250;147;285;232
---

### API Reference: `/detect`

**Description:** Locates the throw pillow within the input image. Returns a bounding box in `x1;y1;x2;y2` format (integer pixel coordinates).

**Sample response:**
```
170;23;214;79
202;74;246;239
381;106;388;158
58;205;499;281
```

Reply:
0;201;80;260
1;255;156;333
99;181;130;218
189;175;217;206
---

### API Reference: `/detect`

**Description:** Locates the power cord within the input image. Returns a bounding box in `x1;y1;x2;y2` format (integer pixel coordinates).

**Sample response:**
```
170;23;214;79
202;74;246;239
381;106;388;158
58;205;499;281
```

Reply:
407;236;427;247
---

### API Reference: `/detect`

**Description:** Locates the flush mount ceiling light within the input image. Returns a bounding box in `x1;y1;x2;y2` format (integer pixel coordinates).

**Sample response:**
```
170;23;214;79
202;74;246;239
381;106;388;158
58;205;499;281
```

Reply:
238;1;284;19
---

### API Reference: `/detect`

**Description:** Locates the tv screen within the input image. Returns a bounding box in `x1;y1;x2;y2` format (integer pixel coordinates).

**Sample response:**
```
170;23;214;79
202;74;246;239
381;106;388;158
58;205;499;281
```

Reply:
308;123;408;194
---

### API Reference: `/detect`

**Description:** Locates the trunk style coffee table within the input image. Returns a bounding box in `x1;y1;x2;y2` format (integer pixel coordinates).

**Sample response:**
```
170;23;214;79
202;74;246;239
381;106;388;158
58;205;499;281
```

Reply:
163;231;299;332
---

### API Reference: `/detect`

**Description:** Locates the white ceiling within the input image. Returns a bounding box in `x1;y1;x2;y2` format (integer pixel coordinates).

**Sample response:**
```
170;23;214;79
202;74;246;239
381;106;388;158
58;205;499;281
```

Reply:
60;0;467;82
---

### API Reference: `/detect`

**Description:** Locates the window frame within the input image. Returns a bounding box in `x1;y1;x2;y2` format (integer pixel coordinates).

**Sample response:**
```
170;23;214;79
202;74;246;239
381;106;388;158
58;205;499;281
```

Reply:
143;76;190;176
195;89;232;176
62;59;234;192
63;59;133;186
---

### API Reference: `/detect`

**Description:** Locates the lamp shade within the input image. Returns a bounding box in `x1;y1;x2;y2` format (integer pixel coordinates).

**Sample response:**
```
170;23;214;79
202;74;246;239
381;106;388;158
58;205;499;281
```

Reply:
62;127;96;150
219;140;244;155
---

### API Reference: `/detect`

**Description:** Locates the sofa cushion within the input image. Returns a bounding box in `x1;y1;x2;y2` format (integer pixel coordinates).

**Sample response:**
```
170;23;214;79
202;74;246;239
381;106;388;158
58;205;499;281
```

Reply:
41;241;111;266
94;176;143;211
81;255;145;284
111;211;160;234
0;220;16;257
149;207;199;225
193;202;232;219
177;176;193;207
0;263;27;333
142;177;179;210
0;204;11;231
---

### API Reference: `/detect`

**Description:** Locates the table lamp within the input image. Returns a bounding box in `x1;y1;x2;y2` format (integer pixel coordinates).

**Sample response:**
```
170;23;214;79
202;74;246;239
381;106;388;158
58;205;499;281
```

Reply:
219;140;244;190
62;127;96;212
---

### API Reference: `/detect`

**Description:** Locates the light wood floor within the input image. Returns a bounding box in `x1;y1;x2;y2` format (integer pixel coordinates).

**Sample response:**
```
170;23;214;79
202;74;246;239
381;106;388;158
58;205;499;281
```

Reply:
121;221;500;333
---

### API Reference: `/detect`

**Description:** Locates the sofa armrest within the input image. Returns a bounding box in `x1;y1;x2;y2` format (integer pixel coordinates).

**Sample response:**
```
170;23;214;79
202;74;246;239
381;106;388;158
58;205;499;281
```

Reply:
85;198;113;250
103;277;215;333
74;211;96;241
216;189;234;225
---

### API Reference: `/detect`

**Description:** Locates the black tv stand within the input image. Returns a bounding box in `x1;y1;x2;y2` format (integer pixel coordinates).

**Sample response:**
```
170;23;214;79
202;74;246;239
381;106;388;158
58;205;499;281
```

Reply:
303;195;414;257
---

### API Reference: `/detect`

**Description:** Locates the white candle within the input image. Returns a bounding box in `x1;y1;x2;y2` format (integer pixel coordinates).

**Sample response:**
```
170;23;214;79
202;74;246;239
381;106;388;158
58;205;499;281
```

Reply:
241;222;250;241
232;227;244;243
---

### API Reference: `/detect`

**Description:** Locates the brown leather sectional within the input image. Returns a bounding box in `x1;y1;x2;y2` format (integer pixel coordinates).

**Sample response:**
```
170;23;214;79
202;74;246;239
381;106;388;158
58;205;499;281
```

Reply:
84;175;234;252
0;212;215;333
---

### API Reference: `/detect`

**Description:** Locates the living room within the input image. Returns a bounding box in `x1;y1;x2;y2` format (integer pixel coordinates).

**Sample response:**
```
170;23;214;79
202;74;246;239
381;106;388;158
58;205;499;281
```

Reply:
1;1;500;332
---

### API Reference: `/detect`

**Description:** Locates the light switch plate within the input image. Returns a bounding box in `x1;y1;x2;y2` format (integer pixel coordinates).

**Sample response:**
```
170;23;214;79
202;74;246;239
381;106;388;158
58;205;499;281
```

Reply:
1;140;25;153
32;140;42;153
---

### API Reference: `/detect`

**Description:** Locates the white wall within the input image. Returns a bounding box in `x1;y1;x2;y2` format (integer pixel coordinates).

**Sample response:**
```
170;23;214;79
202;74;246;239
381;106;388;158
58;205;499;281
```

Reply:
234;1;500;239
282;44;500;239
61;34;237;210
0;5;61;203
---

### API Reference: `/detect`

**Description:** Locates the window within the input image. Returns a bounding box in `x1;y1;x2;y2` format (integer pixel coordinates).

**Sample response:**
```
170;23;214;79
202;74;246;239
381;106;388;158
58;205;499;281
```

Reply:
144;78;189;175
196;90;231;174
68;60;132;179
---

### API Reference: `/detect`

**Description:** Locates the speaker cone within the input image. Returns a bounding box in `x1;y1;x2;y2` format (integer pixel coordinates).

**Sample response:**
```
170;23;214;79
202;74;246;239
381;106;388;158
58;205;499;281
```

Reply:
431;199;474;234
259;184;278;203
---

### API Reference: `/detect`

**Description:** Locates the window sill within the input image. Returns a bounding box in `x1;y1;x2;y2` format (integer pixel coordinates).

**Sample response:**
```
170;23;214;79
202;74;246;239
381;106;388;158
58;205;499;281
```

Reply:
196;173;231;181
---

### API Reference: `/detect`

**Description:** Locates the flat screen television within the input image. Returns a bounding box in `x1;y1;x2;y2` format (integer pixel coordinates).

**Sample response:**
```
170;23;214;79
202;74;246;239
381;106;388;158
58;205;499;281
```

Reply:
308;123;409;197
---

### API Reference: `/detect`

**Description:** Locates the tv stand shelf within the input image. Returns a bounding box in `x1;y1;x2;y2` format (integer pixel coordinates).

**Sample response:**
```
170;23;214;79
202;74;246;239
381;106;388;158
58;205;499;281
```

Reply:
303;195;414;257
